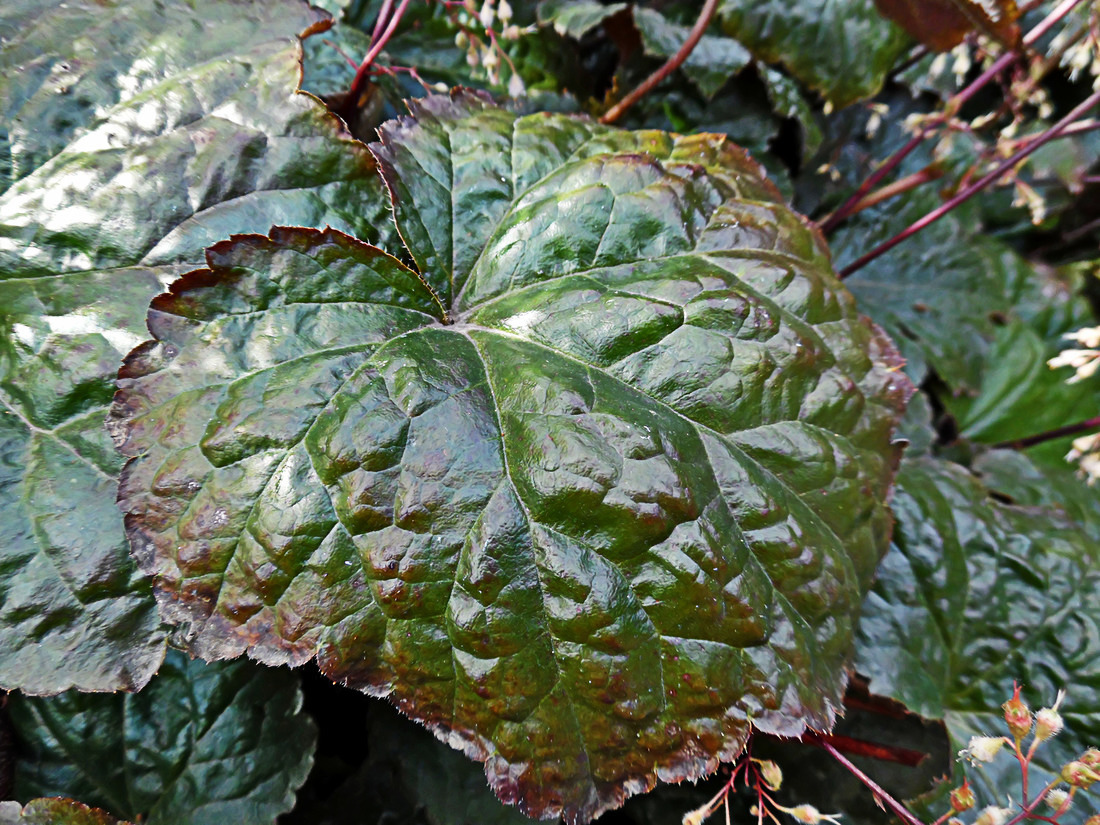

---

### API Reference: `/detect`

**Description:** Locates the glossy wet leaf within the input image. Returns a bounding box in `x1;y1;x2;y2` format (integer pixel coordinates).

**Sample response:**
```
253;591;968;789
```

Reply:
0;0;396;694
855;456;1100;816
717;0;910;108
111;94;910;823
9;650;316;825
0;799;133;825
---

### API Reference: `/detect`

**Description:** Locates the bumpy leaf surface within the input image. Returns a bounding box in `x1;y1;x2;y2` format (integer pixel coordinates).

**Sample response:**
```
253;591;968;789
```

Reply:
9;651;316;825
717;0;910;107
111;93;910;822
0;800;132;825
0;0;394;693
856;456;1100;816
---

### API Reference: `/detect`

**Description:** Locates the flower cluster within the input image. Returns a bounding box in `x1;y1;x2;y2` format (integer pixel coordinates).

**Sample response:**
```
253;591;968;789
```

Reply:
1048;328;1100;484
950;687;1096;825
451;0;533;95
680;754;842;825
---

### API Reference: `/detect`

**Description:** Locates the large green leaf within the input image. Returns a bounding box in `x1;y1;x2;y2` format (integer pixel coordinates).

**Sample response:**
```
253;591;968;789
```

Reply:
0;799;132;825
855;455;1100;815
717;0;910;108
9;650;316;825
0;0;396;694
109;93;911;822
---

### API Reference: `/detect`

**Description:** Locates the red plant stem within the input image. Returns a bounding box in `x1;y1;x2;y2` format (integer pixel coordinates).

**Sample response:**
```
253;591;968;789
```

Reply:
371;0;396;45
821;165;944;224
1017;739;1032;802
838;88;1100;279
820;741;926;825
599;0;719;124
821;0;1089;234
800;731;927;767
994;415;1100;449
349;0;413;102
1003;780;1062;825
1065;214;1100;242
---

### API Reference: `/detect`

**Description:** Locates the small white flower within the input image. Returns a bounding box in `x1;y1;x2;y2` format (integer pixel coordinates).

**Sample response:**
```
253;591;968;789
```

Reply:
1048;348;1100;383
497;0;513;24
1045;788;1071;811
777;804;843;825
507;71;526;97
960;735;1008;764
974;806;1011;825
478;0;495;29
1064;326;1100;348
952;44;972;82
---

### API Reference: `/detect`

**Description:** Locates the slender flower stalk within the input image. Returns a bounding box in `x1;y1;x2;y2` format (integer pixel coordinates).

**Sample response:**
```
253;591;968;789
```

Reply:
993;415;1100;450
838;88;1100;279
821;0;1091;234
348;0;414;102
600;0;719;124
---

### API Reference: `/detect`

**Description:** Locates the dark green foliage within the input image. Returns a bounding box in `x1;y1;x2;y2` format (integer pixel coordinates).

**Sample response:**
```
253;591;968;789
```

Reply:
10;651;316;824
3;0;1100;823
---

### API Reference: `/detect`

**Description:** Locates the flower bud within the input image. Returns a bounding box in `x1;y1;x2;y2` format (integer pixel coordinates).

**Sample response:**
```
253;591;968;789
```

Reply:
1061;760;1100;789
1081;747;1100;769
682;804;708;825
949;781;975;812
1003;684;1032;739
1035;707;1064;741
757;759;783;791
1045;788;1071;812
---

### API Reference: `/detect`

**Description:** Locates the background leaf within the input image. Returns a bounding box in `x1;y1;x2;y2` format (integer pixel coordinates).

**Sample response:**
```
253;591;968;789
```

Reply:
9;650;316;825
631;7;751;99
0;0;396;694
717;0;911;108
109;96;911;822
855;455;1100;817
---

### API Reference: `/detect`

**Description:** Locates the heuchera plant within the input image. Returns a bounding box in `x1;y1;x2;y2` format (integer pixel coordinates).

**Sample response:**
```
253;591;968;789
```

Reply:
1;0;1098;824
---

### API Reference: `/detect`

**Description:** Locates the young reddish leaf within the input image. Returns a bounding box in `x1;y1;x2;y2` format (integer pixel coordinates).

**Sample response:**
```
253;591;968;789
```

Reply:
111;95;912;823
872;0;1020;52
